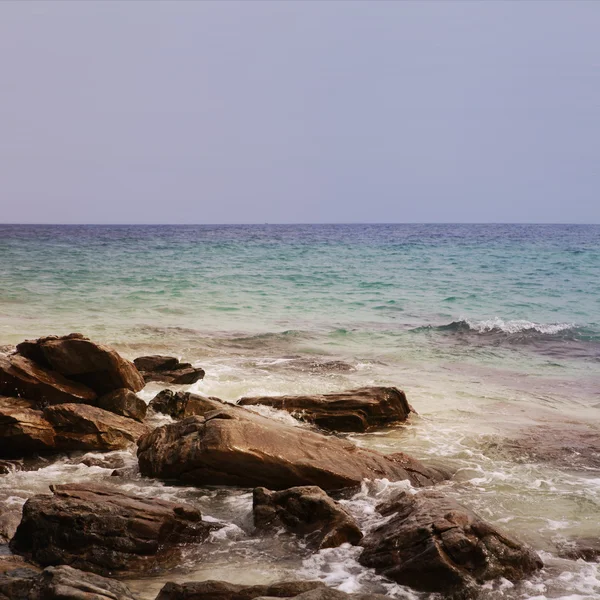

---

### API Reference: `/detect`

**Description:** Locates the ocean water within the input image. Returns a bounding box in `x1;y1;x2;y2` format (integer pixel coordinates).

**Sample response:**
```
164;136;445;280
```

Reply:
1;223;599;599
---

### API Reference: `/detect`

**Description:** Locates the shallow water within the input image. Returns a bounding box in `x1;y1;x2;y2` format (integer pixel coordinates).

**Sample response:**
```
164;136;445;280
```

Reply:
0;224;599;598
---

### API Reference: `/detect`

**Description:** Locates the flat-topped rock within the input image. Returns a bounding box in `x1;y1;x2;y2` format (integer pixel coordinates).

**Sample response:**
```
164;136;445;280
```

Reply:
97;388;147;422
253;486;362;550
10;483;218;577
358;489;543;596
134;355;205;385
137;405;446;490
149;389;226;419
0;354;97;407
238;386;412;432
44;403;149;451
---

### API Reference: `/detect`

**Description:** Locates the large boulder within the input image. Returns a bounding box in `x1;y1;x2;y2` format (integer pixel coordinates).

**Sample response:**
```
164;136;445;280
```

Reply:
0;560;136;600
137;406;445;490
43;404;149;452
253;486;362;550
358;489;543;596
17;334;144;395
97;388;147;422
0;397;56;457
0;354;97;407
149;389;225;419
239;387;412;433
10;483;218;577
134;355;205;385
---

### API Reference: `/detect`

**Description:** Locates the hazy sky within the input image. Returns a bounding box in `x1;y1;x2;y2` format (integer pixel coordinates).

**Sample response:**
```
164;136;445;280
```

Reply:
1;1;599;224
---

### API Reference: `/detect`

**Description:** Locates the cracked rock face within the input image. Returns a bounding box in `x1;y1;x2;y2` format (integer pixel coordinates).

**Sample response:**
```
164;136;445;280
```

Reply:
137;405;446;490
359;489;543;597
9;483;218;577
253;486;363;550
238;386;412;433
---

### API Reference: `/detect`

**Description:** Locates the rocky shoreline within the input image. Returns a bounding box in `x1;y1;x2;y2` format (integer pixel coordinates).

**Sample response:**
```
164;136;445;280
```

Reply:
0;334;545;600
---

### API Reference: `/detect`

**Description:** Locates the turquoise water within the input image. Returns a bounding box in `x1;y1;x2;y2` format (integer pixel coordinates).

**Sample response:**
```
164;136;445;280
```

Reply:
1;224;599;598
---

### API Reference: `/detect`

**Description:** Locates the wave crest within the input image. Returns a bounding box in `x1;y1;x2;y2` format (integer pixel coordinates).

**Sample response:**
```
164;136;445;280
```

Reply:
441;318;577;336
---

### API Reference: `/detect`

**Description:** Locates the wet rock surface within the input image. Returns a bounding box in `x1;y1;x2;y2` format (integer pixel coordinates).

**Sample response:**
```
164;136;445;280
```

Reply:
253;486;362;549
134;355;205;385
17;334;144;395
10;483;218;576
149;390;226;419
359;489;543;596
137;405;446;490
97;388;147;422
238;386;412;433
557;537;600;561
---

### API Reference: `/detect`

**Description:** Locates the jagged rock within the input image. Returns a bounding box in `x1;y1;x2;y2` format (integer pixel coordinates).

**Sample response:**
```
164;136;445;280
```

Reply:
137;405;446;490
44;404;149;452
253;486;362;549
0;397;56;458
10;483;219;576
149;390;225;419
97;388;147;422
0;354;96;407
134;355;205;385
358;489;543;596
155;580;325;600
0;560;136;600
17;333;144;395
238;387;412;432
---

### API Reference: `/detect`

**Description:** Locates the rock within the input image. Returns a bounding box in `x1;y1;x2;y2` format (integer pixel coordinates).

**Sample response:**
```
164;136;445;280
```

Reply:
17;333;144;395
97;388;147;422
149;390;225;419
0;560;136;600
134;355;205;385
238;387;412;433
0;397;56;457
0;354;97;407
44;403;149;452
137;406;445;490
358;489;543;596
253;486;362;550
78;453;128;470
10;483;218;577
557;538;600;562
155;580;325;600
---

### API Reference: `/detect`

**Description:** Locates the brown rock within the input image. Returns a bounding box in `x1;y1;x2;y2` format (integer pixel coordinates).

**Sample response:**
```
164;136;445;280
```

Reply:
0;397;56;457
137;406;446;490
557;538;600;562
44;403;149;452
17;333;144;395
253;486;362;549
10;483;218;576
358;489;543;596
0;354;97;407
149;389;225;419
238;387;412;433
97;388;147;422
134;355;205;385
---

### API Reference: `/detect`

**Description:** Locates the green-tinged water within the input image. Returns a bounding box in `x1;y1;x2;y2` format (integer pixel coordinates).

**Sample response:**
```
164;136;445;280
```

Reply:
1;224;599;599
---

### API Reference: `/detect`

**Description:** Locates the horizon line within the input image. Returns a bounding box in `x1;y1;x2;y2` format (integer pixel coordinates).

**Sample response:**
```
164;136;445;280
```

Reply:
1;222;599;227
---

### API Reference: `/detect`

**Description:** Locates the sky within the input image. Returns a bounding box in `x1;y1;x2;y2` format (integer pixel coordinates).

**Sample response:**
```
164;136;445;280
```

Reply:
0;1;599;224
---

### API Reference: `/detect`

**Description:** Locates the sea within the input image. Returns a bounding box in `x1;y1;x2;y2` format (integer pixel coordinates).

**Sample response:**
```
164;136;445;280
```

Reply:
0;223;599;599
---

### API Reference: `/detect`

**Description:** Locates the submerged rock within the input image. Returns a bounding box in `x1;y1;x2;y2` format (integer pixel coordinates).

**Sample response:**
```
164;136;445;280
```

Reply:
149;389;226;419
97;388;147;422
44;403;149;451
134;355;205;385
557;537;600;562
253;486;362;549
0;354;97;407
238;386;412;432
17;333;144;395
0;560;136;600
10;483;218;576
358;489;543;596
137;405;445;490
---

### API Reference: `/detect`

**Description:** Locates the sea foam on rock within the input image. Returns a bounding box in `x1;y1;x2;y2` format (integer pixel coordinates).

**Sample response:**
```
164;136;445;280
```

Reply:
9;483;219;577
238;386;412;433
137;405;446;490
358;489;543;597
